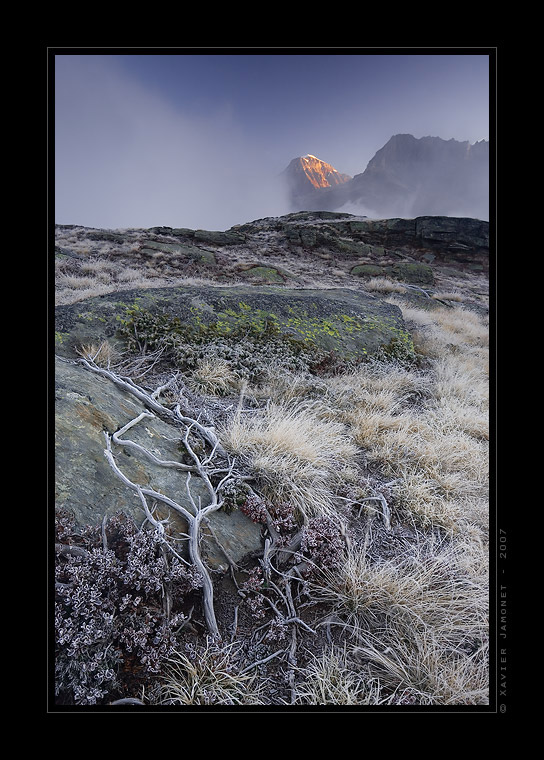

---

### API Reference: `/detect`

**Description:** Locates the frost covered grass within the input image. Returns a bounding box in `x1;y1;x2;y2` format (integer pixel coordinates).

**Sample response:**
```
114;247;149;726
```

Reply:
216;299;489;705
159;640;265;706
187;357;241;397
221;401;357;520
54;222;490;707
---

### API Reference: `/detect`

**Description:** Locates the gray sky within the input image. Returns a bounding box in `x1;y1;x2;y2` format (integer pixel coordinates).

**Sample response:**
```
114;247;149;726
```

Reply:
54;51;491;231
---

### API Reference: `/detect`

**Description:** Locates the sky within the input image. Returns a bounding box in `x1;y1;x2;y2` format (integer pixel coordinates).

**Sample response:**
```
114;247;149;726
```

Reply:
53;50;491;231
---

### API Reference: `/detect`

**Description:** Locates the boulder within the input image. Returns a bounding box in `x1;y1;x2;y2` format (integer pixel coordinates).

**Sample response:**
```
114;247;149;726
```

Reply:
351;264;384;277
387;261;434;285
193;229;246;246
55;285;414;364
242;266;287;283
54;356;263;571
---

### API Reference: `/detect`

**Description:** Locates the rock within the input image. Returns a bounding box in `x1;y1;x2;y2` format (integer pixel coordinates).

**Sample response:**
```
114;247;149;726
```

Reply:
85;230;128;244
351;264;384;277
242;266;287;283
350;261;433;286
54;356;263;570
193;229;246;246
414;216;489;251
55;246;85;260
139;240;216;266
55;284;414;364
388;261;434;286
300;228;317;247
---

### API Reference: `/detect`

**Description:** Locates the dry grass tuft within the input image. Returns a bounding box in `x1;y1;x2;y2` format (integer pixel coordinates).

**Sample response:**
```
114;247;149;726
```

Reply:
432;290;465;302
353;630;489;705
365;277;407;294
293;646;382;705
159;640;265;706
75;341;118;368
221;401;357;519
187;357;241;397
305;532;489;704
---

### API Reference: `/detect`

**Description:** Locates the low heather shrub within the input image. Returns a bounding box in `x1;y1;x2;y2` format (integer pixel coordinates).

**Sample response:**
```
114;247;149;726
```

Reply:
298;516;346;573
54;510;202;705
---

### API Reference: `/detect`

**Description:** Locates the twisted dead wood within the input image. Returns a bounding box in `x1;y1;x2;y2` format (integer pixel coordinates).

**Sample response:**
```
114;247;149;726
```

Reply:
79;356;236;640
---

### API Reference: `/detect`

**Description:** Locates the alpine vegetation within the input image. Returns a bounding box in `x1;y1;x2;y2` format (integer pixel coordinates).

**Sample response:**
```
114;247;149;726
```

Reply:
54;211;490;708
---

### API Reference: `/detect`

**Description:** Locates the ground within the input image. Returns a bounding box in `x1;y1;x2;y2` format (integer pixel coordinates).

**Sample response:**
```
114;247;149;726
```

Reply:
53;212;490;710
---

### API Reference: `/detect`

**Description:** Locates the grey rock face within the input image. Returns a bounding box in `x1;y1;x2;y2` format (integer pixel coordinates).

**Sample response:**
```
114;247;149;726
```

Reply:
283;135;489;221
54;356;263;570
55;284;413;364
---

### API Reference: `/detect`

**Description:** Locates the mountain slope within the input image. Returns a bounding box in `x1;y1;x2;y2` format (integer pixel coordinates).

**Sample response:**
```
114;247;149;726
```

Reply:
283;135;489;221
282;154;351;207
53;211;490;706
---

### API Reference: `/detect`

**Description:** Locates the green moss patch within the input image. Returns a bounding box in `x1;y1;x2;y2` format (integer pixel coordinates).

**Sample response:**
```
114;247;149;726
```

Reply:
242;266;287;283
55;285;416;370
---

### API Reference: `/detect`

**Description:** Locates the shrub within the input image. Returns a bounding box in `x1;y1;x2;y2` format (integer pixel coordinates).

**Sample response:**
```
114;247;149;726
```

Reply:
54;510;202;705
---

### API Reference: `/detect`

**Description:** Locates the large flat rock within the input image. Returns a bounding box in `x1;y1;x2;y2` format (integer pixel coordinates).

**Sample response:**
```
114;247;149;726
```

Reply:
54;356;263;570
54;285;413;363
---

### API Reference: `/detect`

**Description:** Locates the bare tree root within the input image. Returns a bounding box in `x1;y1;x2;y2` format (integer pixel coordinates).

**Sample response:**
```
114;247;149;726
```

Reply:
241;504;323;701
79;355;240;641
71;354;336;697
77;356;226;455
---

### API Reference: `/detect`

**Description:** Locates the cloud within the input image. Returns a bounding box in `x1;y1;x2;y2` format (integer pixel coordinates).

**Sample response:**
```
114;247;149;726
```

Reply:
55;57;290;230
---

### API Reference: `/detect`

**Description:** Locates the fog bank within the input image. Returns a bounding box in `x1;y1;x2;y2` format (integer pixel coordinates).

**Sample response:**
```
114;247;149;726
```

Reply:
55;57;291;231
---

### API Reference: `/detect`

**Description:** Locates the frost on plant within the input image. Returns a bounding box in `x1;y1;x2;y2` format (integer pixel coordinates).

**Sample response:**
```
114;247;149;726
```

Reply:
54;509;202;705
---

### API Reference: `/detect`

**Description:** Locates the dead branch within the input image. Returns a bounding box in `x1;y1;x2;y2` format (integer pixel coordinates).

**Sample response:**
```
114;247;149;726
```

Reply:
104;429;225;639
239;649;286;675
77;356;245;639
113;411;196;472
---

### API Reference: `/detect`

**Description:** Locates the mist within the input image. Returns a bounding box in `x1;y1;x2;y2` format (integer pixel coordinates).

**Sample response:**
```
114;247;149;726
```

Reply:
55;57;291;231
55;54;490;230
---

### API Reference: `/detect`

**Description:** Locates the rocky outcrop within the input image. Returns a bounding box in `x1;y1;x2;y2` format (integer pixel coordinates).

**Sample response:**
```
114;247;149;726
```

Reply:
234;211;489;274
55;284;414;365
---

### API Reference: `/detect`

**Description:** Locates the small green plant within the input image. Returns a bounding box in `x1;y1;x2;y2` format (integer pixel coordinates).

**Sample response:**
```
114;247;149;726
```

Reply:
117;305;334;384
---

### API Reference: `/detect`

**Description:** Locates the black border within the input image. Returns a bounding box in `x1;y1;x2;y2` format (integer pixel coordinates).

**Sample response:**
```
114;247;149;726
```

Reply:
47;45;502;716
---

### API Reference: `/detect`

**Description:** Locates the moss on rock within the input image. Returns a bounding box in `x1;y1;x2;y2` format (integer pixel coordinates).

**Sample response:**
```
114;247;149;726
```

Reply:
242;266;286;283
351;264;384;277
55;285;415;368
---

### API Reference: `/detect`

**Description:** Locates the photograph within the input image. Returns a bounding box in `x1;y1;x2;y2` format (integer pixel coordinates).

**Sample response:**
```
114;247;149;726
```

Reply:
49;47;499;713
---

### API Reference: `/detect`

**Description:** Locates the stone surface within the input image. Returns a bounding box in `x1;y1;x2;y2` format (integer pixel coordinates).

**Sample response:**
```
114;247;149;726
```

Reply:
54;356;263;569
55;285;413;364
242;266;287;283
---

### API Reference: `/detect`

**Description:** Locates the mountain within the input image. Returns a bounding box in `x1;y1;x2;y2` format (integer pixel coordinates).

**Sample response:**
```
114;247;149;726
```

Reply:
282;154;351;208
283;135;489;221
